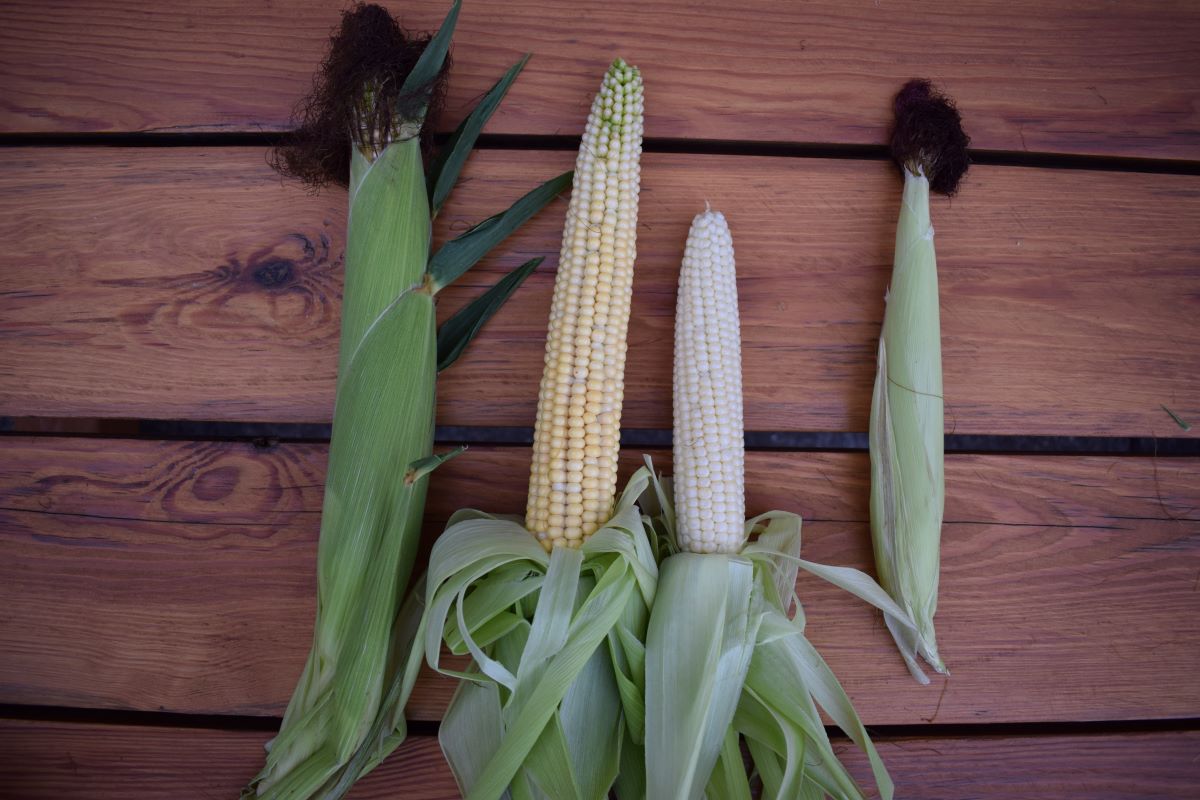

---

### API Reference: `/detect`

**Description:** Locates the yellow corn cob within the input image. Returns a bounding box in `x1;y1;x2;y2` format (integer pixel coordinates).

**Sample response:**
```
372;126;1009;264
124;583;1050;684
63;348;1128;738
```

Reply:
673;208;745;554
525;58;644;550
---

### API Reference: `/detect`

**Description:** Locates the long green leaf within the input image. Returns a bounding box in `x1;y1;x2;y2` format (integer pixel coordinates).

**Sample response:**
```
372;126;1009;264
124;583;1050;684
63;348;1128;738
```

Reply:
437;257;543;372
427;171;573;292
399;0;460;98
428;54;531;215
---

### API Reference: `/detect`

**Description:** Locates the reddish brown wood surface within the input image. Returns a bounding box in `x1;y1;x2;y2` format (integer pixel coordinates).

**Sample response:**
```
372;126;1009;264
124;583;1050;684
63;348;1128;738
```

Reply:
2;436;1197;725
1;2;1198;160
2;718;1197;799
2;148;1198;436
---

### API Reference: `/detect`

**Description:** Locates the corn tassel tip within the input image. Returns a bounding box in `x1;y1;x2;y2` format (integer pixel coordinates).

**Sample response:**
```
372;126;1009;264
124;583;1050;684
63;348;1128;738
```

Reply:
270;2;449;188
890;79;970;195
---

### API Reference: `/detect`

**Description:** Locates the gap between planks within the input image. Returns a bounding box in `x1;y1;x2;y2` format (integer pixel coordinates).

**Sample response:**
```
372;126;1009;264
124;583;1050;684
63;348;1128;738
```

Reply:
4;418;1200;458
2;131;1200;179
2;717;1198;799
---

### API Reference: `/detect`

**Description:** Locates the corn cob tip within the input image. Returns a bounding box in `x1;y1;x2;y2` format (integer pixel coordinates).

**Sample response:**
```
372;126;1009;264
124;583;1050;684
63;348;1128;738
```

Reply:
890;79;970;196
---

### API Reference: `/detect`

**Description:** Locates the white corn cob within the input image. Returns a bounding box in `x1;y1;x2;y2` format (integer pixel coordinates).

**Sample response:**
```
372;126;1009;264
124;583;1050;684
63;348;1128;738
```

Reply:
673;208;745;554
526;59;644;550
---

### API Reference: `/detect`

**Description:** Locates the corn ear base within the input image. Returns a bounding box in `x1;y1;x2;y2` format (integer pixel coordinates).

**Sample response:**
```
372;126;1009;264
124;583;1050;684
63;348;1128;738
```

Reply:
641;467;905;799
870;169;949;683
644;553;760;800
428;468;657;800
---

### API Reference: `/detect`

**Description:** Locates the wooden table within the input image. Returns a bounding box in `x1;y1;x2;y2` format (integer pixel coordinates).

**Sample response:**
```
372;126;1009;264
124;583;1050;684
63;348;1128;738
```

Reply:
2;1;1198;797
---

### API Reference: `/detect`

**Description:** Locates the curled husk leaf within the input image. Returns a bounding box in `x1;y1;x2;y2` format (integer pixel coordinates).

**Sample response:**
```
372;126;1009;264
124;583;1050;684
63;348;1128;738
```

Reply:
426;468;659;800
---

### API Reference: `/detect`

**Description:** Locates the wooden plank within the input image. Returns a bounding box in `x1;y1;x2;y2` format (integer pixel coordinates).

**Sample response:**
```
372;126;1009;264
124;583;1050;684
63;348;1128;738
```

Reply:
0;720;457;800
2;718;1197;799
1;437;1197;726
1;2;1198;160
2;149;1198;437
838;730;1200;800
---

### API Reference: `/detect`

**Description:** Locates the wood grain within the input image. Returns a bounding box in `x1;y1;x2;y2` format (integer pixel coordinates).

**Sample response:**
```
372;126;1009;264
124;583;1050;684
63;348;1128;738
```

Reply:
1;2;1198;160
2;148;1198;437
2;718;1197;799
1;436;1197;726
0;720;458;800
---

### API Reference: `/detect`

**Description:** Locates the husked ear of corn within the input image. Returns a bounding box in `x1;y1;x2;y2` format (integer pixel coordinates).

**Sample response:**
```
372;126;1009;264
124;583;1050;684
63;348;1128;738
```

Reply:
419;58;656;800
244;4;575;798
870;78;970;684
673;207;745;554
527;59;644;550
644;208;907;799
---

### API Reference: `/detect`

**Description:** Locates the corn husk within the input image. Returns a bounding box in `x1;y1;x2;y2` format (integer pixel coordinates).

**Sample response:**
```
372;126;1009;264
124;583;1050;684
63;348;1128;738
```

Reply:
415;57;647;799
869;168;948;684
426;468;658;800
244;3;573;796
640;466;908;800
643;208;911;798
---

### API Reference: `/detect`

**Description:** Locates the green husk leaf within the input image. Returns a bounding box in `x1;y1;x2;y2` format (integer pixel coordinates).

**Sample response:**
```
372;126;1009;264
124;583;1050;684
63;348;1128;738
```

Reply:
614;725;647;800
529;637;622;800
706;727;753;800
246;137;436;800
437;257;543;371
522;716;583;800
644;553;761;800
428;469;656;800
441;678;508;797
427;171;573;293
643;474;898;799
1161;404;1192;431
465;556;633;800
315;579;430;798
407;445;466;484
398;0;460;98
870;168;948;682
428;54;531;215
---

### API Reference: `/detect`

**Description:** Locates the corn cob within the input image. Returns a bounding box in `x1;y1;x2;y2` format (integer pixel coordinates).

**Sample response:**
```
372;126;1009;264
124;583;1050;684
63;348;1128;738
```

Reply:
421;58;652;800
244;4;573;797
870;79;970;683
526;58;644;550
644;208;899;800
673;207;745;554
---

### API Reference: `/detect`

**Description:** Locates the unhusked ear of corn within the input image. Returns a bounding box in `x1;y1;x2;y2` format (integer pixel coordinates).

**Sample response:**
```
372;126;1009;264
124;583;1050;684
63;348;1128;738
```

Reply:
419;58;654;800
526;59;644;550
870;78;970;684
673;207;745;554
644;207;902;800
244;4;575;797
